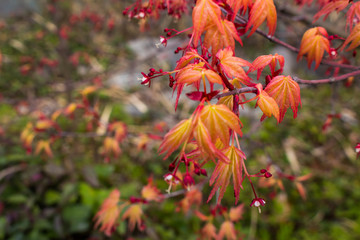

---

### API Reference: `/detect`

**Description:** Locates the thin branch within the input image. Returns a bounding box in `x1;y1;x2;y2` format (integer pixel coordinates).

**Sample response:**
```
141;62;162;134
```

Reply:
293;69;360;84
224;9;360;70
216;87;257;99
216;69;360;99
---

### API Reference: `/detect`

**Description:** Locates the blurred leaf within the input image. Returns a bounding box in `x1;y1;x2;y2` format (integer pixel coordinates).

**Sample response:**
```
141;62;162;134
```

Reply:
6;194;27;204
45;190;61;205
62;205;91;233
79;183;96;208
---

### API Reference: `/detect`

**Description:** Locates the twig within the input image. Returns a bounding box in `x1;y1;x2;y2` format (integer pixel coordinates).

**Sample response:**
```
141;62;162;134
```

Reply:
222;8;360;70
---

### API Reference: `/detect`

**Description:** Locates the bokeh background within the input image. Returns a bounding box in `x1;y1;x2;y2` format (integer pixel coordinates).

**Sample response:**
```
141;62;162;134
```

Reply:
0;0;360;239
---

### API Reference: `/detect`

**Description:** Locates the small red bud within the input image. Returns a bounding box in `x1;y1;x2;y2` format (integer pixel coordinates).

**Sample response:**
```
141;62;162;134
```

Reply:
194;168;201;175
264;172;272;178
168;163;175;171
200;169;207;176
183;173;194;187
260;169;267;174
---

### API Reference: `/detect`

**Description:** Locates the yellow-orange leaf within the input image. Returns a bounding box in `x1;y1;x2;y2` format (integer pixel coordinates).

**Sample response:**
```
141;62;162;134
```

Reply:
122;204;143;232
229;204;244;222
158;118;193;159
216;47;252;85
200;104;242;145
192;0;224;47
174;48;202;70
342;23;360;51
218;221;237;240
313;0;349;22
227;0;253;17
200;222;218;240
176;63;223;86
94;189;123;237
204;20;242;57
248;54;284;80
255;84;280;121
264;75;301;123
208;146;246;204
246;0;277;36
141;177;163;202
194;119;229;163
297;27;330;69
35;140;53;158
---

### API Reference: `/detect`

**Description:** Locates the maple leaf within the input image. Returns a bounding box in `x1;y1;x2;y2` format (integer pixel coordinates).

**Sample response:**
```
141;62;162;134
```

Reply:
176;63;223;86
208;146;246;204
141;177;164;202
313;0;350;22
218;221;237;240
158;118;193;159
227;0;253;17
35;140;53;158
192;0;224;47
200;222;218;240
204;19;243;57
264;75;301;123
216;47;252;85
193;119;229;163
245;0;277;36
297;27;330;69
229;204;244;222
122;204;144;231
94;189;123;237
103;137;121;158
341;23;360;51
248;54;284;80
176;188;203;213
174;48;202;70
199;104;243;145
346;2;360;31
255;83;280;122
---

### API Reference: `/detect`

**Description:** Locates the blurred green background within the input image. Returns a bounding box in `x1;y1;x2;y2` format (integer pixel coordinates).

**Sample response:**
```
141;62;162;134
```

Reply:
0;0;360;239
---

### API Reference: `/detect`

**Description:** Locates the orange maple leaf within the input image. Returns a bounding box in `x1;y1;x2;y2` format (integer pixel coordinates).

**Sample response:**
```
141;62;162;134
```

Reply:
208;146;246;204
255;83;280;122
158;118;193;159
122;204;144;231
174;48;202;70
313;0;350;22
94;189;123;237
229;204;244;222
194;119;229;163
176;63;223;86
199;104;243;145
346;2;360;31
341;23;360;51
245;0;277;36
297;27;330;69
216;47;252;85
218;221;237;240
248;54;284;80
200;222;218;240
141;177;164;202
204;19;242;57
192;0;224;47
264;75;301;123
227;0;253;18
